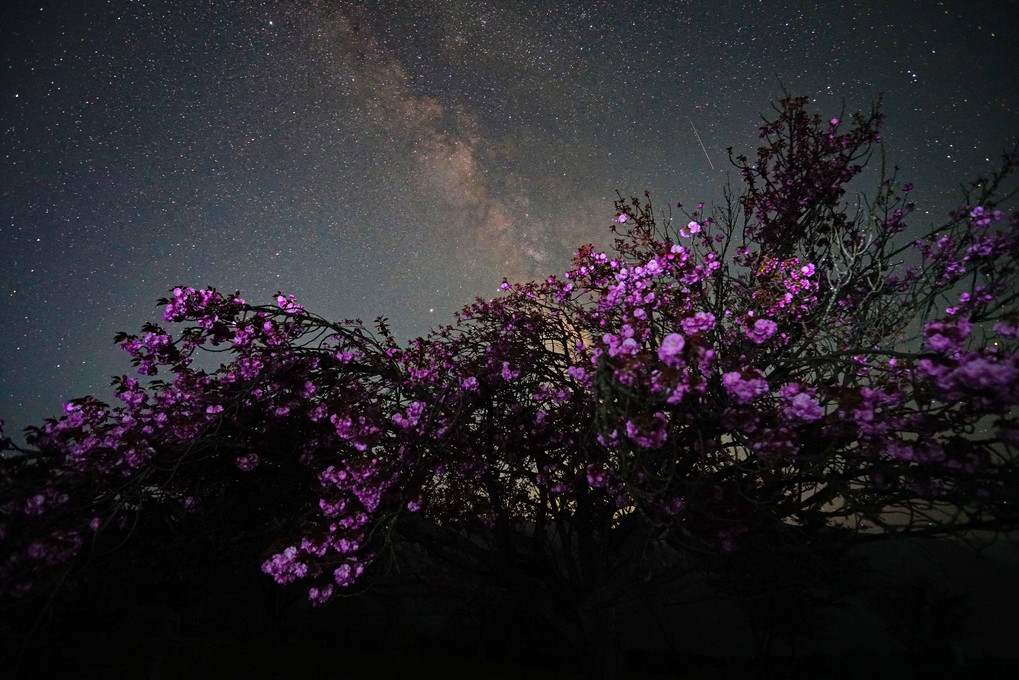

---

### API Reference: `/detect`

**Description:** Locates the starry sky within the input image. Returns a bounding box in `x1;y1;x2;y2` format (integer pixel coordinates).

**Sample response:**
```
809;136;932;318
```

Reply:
1;0;1017;443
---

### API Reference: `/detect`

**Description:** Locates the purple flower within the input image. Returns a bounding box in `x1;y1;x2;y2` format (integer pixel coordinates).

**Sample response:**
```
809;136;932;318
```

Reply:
120;338;143;357
596;429;620;448
235;453;260;472
261;546;309;585
994;320;1019;339
658;333;685;366
603;331;639;358
308;584;334;606
923;317;972;353
393;401;427;429
567;365;588;382
117;387;146;408
236;357;264;380
667;381;688;404
746;318;778;344
233;325;255;346
625;412;669;449
722;371;769;404
586;463;609;488
318;497;347;518
681;312;716;335
163;287;193;322
334;560;365;587
663;497;685;516
276;291;305;314
783;391;823;422
24;494;47;516
883;440;914;461
952;356;1017;390
144;332;171;351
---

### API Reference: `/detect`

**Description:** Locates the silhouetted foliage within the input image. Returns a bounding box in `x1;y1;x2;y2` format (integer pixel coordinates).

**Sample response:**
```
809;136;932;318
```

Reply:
3;95;1018;679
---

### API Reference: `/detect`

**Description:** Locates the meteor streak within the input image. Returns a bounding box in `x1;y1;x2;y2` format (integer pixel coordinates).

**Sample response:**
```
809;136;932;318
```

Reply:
690;119;714;170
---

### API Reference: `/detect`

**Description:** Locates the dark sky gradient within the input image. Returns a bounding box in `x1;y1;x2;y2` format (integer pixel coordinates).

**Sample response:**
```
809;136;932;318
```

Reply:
2;0;1017;442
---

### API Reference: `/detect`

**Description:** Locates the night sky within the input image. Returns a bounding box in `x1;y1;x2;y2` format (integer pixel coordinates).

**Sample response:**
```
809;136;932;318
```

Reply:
1;0;1017;444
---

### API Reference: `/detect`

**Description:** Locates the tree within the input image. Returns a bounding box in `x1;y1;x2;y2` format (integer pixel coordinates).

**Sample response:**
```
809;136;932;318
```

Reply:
3;95;1018;678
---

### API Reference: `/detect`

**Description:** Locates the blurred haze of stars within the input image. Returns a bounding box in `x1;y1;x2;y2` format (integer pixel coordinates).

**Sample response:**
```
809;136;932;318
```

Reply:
1;0;1017;443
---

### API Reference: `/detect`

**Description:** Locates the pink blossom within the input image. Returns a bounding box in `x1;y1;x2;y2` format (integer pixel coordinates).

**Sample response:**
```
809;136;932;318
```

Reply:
393;401;427;429
722;371;769;404
783;391;823;422
333;560;365;587
951;356;1017;391
658;333;685;366
923;317;972;353
567;365;588;382
681;312;716;335
308;584;334;606
746;318;778;344
667;382;688;404
625;412;669;449
261;546;308;585
586;463;609;488
235;453;260;472
994;319;1019;339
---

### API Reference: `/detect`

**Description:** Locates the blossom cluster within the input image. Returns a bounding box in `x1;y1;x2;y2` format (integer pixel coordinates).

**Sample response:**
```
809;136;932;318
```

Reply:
3;96;1018;612
750;255;819;318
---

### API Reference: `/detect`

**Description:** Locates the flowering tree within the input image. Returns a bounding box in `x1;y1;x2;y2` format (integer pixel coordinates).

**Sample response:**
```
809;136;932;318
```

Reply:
2;96;1018;677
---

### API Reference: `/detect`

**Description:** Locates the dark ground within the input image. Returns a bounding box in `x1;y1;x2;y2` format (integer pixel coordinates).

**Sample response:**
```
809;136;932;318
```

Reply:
4;537;1018;679
7;633;1019;680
